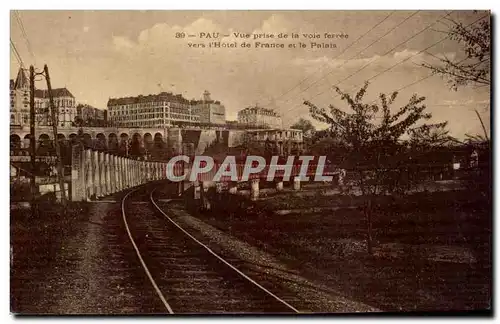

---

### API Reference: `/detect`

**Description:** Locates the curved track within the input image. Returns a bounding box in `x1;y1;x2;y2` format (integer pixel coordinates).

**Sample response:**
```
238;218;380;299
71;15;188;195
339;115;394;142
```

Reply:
121;183;299;314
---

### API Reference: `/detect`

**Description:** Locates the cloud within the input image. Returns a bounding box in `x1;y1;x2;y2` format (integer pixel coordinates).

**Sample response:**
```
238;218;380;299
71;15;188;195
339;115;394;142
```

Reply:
439;99;490;106
291;50;432;71
258;14;292;33
102;14;488;140
112;35;135;50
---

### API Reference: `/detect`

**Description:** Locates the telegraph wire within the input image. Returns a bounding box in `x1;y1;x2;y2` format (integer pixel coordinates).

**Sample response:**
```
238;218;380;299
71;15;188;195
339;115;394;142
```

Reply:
279;14;488;119
262;11;396;107
329;11;453;90
328;13;489;101
303;11;452;105
10;38;24;68
275;11;421;109
13;10;36;64
368;57;471;105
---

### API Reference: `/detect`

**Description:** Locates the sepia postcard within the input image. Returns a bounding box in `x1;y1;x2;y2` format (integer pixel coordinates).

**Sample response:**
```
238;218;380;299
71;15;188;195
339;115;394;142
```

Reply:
10;10;491;315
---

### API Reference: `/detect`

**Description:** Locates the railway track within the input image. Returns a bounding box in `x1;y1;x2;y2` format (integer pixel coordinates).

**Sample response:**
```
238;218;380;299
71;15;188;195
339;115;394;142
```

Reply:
121;184;300;314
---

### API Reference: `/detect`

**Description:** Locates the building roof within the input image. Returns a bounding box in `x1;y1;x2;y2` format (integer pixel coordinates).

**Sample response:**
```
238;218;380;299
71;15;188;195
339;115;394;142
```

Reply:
34;88;75;99
13;68;29;90
238;105;281;117
108;91;193;106
191;99;222;105
247;128;303;133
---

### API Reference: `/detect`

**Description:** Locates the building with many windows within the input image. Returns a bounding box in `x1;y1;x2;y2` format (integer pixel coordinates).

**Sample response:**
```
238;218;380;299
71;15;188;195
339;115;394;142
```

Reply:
34;88;76;128
244;128;304;155
10;68;77;128
237;105;283;129
107;92;201;127
10;68;30;127
191;90;226;125
76;104;107;126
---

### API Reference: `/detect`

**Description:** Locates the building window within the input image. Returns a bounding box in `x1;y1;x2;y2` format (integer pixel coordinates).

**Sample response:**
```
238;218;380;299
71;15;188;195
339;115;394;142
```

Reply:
11;114;15;123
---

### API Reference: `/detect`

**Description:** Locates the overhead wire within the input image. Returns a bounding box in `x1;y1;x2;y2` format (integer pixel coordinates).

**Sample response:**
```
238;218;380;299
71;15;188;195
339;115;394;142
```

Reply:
10;38;24;68
280;14;489;119
275;11;421;109
261;11;396;107
13;10;36;64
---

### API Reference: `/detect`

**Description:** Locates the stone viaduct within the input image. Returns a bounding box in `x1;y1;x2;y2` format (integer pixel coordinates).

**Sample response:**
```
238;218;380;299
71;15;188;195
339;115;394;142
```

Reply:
10;125;247;155
70;146;340;202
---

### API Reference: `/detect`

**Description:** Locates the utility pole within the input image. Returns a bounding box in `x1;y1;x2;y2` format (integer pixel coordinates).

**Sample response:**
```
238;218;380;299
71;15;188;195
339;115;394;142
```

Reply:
29;66;37;213
44;64;67;205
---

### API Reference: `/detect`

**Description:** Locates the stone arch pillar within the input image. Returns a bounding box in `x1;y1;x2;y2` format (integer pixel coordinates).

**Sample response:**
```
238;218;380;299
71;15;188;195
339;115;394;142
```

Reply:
136;160;139;185
108;155;115;194
139;161;143;185
92;150;100;198
84;149;92;201
105;153;111;195
129;159;134;187
137;160;142;186
122;157;127;189
119;157;124;190
138;161;142;185
116;156;121;192
107;154;113;194
112;155;118;193
137;161;143;184
97;152;105;197
132;160;136;186
124;158;129;188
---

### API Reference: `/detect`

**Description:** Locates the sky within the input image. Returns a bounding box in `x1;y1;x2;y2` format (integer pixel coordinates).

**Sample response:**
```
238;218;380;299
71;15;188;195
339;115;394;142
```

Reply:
10;10;490;139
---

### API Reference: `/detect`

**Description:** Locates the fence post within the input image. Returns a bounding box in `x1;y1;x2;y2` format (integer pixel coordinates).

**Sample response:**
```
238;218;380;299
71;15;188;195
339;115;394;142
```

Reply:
250;179;260;200
293;176;301;191
275;177;284;192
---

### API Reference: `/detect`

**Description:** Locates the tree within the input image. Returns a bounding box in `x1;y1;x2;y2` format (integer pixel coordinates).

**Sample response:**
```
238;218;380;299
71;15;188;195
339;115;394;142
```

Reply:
422;12;490;90
421;12;490;156
305;82;450;254
291;118;316;136
74;116;84;128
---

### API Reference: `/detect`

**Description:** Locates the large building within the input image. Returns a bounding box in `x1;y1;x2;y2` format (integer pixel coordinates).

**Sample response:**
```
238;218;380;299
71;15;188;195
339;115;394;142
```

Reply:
237;105;283;129
10;69;30;127
76;104;107;125
10;68;77;128
108;91;229;128
34;88;76;128
244;128;304;155
107;92;200;127
191;90;226;125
